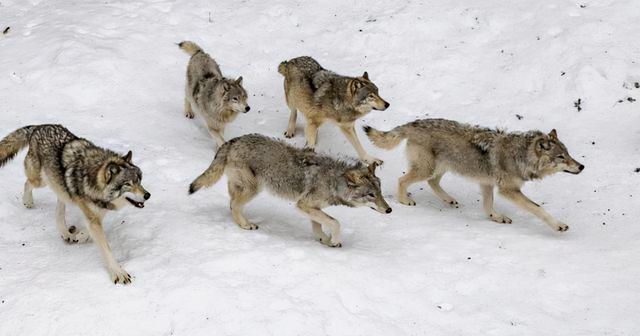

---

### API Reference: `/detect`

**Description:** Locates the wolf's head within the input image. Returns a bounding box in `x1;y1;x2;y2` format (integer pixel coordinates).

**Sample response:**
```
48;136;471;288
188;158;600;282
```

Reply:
342;162;392;214
533;129;584;177
220;77;250;114
101;151;150;209
350;72;390;113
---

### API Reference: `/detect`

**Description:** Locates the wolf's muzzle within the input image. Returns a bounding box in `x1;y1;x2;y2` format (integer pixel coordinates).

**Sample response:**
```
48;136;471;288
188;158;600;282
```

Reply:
244;106;251;113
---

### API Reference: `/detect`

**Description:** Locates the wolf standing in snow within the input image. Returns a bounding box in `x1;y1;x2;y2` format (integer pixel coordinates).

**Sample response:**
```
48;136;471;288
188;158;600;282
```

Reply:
188;134;392;247
278;56;389;164
364;119;584;232
179;41;250;147
0;125;150;284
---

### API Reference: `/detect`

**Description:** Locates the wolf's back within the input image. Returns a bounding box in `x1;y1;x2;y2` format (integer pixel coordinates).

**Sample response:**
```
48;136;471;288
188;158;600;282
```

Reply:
0;126;36;167
278;56;323;77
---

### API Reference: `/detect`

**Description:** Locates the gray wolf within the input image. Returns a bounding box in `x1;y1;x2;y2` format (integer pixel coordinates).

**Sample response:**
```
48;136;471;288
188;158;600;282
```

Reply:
188;133;392;247
278;56;389;164
0;125;151;284
364;119;584;232
179;41;250;147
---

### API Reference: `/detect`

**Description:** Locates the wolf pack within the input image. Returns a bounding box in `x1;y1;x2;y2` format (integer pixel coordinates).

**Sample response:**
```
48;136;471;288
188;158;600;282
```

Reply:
0;41;585;284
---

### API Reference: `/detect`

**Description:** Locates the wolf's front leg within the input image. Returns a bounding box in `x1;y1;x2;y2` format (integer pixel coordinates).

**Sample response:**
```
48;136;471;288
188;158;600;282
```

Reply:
56;200;90;243
339;124;382;165
304;122;319;148
184;98;194;119
481;185;511;224
499;188;568;232
311;220;332;245
208;127;225;147
297;204;342;247
78;202;131;284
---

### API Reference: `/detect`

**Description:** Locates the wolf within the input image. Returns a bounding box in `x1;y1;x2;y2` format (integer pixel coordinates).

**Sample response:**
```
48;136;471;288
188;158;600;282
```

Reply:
188;133;392;247
364;119;584;232
278;56;389;164
0;125;150;284
179;41;250;147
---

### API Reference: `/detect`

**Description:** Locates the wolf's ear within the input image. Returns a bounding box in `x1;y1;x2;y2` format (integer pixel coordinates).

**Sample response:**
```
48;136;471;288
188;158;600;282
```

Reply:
123;151;132;163
350;79;363;94
362;71;369;80
222;81;230;91
548;129;558;139
367;161;379;175
536;137;551;152
236;76;243;85
104;162;121;183
344;170;362;187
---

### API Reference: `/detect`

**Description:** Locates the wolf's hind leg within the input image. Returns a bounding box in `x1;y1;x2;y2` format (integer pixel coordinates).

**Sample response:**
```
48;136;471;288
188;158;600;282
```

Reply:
22;151;42;208
481;185;511;224
311;220;331;245
228;171;259;230
499;188;568;232
22;181;34;208
427;173;459;208
284;107;297;138
184;98;194;119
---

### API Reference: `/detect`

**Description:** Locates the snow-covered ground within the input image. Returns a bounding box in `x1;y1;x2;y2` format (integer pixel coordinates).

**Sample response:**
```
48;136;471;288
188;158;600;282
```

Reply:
1;0;639;334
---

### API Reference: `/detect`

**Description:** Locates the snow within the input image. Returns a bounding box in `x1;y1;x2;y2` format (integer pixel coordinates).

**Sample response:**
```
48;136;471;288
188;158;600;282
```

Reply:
1;0;639;334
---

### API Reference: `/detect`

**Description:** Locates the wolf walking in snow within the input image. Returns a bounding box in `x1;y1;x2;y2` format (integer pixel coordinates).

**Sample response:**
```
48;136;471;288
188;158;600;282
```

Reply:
188;134;392;247
0;125;150;284
278;56;389;164
364;119;584;232
179;41;250;147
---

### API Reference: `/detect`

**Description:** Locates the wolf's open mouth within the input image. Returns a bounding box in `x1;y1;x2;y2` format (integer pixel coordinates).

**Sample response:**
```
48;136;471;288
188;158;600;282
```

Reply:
126;197;145;208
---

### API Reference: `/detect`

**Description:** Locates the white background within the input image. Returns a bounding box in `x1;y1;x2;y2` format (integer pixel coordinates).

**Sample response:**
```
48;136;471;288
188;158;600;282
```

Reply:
1;0;639;335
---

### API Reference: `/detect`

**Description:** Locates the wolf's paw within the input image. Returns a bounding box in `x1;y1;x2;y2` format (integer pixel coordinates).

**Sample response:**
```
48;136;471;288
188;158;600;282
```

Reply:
61;226;91;243
446;199;460;208
317;236;342;248
185;111;194;119
555;223;569;232
362;155;383;166
109;267;132;285
489;213;512;224
239;222;259;230
23;201;34;209
399;197;416;206
284;129;295;138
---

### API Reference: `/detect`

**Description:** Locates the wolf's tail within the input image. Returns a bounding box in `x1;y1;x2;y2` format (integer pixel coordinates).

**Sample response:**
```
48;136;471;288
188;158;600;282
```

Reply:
178;41;203;56
277;61;289;76
363;124;407;150
0;125;36;167
188;142;232;194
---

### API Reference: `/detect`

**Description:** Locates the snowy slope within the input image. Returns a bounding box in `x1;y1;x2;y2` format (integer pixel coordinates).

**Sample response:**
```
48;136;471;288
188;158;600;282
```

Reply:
1;0;639;335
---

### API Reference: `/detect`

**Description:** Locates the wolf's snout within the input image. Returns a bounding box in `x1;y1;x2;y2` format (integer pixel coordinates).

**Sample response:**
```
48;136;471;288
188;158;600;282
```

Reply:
385;207;392;214
384;102;390;109
143;192;151;200
578;164;585;171
244;106;251;113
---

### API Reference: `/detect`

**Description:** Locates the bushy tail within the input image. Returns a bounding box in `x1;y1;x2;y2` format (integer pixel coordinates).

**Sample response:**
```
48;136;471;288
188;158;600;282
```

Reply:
178;41;203;56
277;60;289;76
362;125;407;150
188;142;231;194
0;126;35;167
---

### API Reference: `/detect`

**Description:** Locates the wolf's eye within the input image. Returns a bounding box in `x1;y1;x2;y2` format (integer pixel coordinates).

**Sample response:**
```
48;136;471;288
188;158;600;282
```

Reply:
557;155;565;160
232;97;238;102
368;193;375;197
